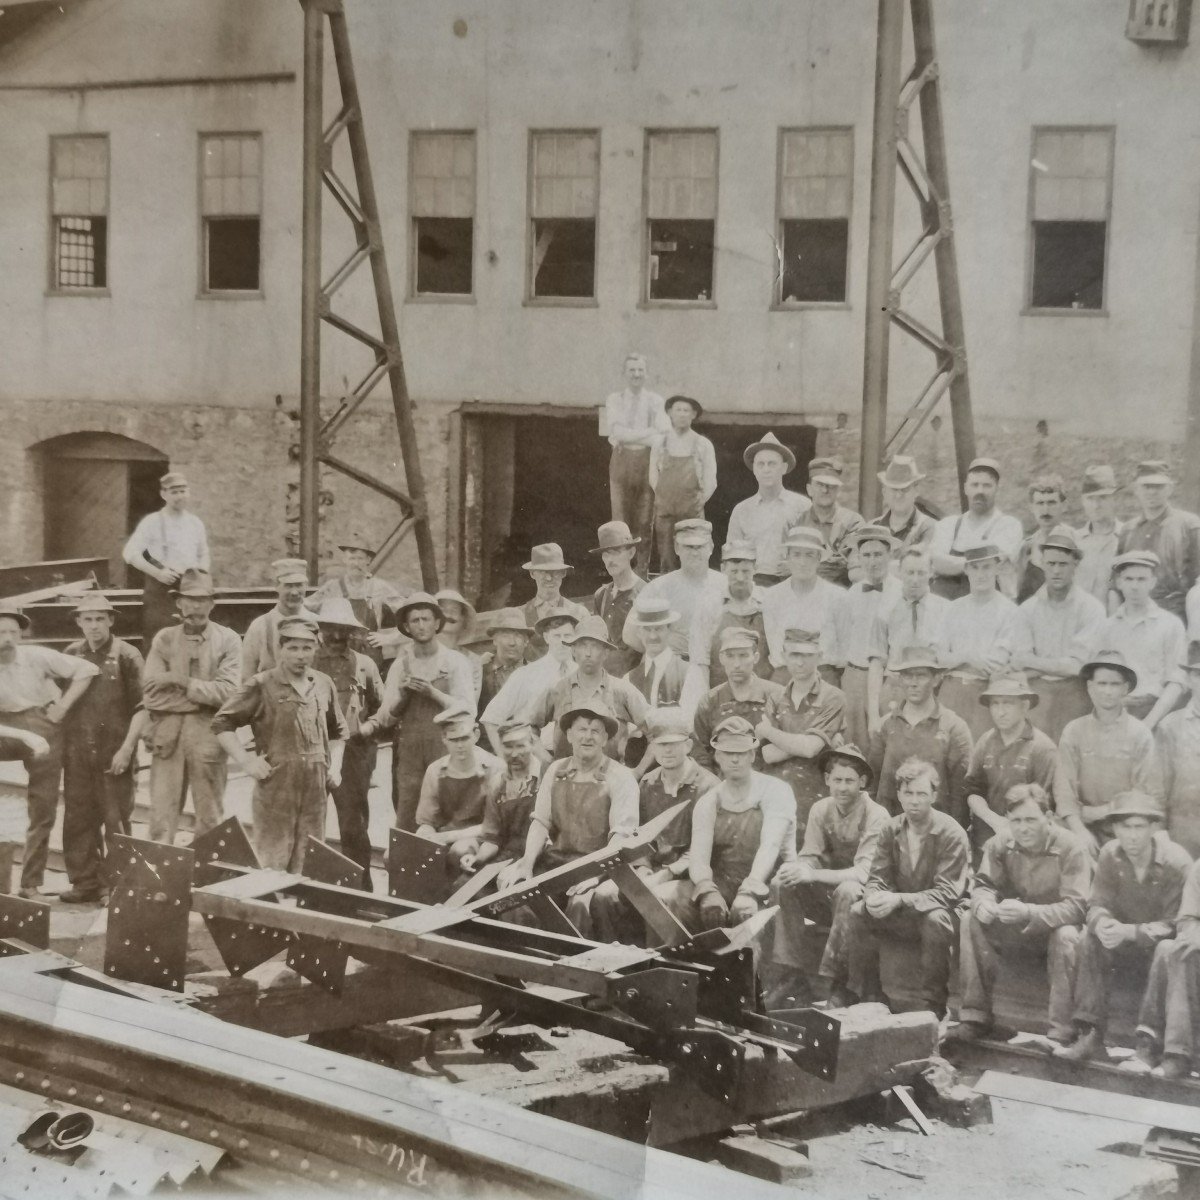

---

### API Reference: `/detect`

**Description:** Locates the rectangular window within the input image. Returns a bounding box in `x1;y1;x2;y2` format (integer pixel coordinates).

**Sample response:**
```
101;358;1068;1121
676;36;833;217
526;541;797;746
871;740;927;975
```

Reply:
50;135;109;291
200;133;262;292
411;131;475;297
1027;127;1113;312
777;128;852;304
644;129;718;303
528;131;598;300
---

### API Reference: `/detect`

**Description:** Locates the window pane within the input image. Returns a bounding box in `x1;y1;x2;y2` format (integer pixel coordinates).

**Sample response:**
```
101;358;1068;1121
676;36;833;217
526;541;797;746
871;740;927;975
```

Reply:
530;131;598;219
51;136;108;216
648;218;714;301
1030;220;1106;310
781;218;849;303
55;216;107;289
646;132;717;219
532;218;595;298
415;216;473;295
206;217;261;290
411;133;476;217
780;129;853;219
200;134;261;216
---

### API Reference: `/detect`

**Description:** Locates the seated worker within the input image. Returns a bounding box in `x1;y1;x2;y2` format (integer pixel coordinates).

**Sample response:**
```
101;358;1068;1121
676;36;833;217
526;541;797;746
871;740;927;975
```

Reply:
956;783;1091;1045
1056;793;1193;1062
523;614;649;762
506;703;640;939
758;627;846;832
478;608;534;714
767;744;888;1009
1155;641;1200;858
871;643;972;826
414;705;506;870
623;595;690;772
845;757;970;1018
656;715;795;932
963;673;1057;861
1054;651;1164;856
213;617;347;872
692;627;784;773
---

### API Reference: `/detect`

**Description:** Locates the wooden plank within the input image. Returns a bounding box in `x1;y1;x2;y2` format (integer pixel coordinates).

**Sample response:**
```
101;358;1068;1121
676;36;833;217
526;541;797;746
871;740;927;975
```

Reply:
201;870;305;898
609;861;691;946
974;1070;1200;1136
717;1134;812;1183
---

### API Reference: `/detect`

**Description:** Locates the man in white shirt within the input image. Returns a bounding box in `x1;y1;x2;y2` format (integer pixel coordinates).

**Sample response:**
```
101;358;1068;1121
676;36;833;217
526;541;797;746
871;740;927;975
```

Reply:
241;558;321;678
761;526;844;672
603;353;667;576
122;471;211;645
727;432;812;585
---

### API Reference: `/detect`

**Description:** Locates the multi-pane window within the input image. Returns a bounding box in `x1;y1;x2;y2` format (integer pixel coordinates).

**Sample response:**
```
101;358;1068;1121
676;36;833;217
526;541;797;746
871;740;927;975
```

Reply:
50;135;109;291
1028;127;1113;312
410;131;476;297
528;131;598;300
201;133;262;292
644;130;718;303
777;128;852;304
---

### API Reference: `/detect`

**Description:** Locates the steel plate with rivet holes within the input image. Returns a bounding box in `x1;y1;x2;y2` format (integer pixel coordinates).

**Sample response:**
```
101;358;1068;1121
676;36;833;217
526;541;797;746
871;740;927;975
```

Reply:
388;828;452;904
0;893;50;950
738;1007;842;1082
103;836;193;991
666;1027;747;1108
286;838;363;993
613;967;698;1031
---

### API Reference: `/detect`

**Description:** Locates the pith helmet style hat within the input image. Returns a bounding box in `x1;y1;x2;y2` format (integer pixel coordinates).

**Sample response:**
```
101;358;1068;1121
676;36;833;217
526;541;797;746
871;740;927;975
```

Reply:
486;607;532;637
979;672;1040;708
590;521;641;554
967;457;1002;480
878;456;926;489
818;742;874;786
1107;792;1166;824
534;607;581;634
316;598;367;630
808;456;845;487
337;531;376;554
710;715;759;752
1080;649;1138;691
0;607;31;631
1081;465;1118;496
665;394;703;418
1135;460;1173;485
272;558;310;585
159;472;188;489
721;539;758;563
276;616;319;643
1038;527;1083;559
559;702;619;739
564;614;618;651
523;543;573;572
894;643;943;673
632;595;680;627
743;431;797;473
647;707;693;744
73;593;115;615
393;591;445;631
173;568;216;598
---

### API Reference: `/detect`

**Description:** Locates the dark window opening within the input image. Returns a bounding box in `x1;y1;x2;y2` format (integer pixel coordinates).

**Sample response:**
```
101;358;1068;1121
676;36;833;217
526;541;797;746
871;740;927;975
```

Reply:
648;218;714;302
531;218;595;298
415;217;473;295
205;217;261;291
780;218;849;303
1030;220;1106;310
55;216;107;289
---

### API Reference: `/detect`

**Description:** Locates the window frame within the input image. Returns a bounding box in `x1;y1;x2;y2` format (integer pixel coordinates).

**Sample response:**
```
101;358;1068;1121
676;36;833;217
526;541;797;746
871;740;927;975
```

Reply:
1023;124;1114;318
525;128;600;308
772;125;854;311
47;133;111;297
640;127;720;309
197;130;265;300
408;128;477;304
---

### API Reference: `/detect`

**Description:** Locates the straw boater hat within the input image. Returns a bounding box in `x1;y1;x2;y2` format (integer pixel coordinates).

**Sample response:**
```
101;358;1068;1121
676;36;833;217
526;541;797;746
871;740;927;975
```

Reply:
0;606;31;631
710;714;759;752
962;543;1003;566
392;591;445;632
1107;792;1166;824
590;521;641;554
877;456;925;489
817;742;874;786
979;672;1040;708
1079;649;1138;691
742;431;796;473
316;597;367;630
486;607;532;637
172;568;216;598
559;701;619;739
73;593;115;615
523;543;572;572
632;595;680;627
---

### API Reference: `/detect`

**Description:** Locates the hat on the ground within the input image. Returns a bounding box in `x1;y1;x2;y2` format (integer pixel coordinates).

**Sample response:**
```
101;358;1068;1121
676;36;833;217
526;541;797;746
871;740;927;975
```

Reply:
486;607;532;637
434;704;478;734
894;643;943;673
963;543;1003;565
1038;526;1083;559
277;616;319;643
632;595;680;627
979;672;1040;708
718;625;760;652
1135;460;1173;486
674;518;714;547
665;394;703;419
782;627;821;651
435;589;477;636
0;607;31;631
523;543;572;572
159;472;188;490
73;593;115;615
647;707;693;745
337;531;375;554
1183;641;1200;673
1081;465;1119;497
564;614;617;651
393;591;445;632
743;431;797;473
967;457;1002;480
721;539;758;563
272;558;310;585
852;524;898;551
559;702;619;739
818;742;874;785
590;521;641;554
710;715;759;752
534;607;581;634
1108;792;1166;824
783;526;826;555
1113;550;1160;574
878;456;925;489
1080;649;1138;691
173;568;216;598
808;456;845;487
316;597;367;630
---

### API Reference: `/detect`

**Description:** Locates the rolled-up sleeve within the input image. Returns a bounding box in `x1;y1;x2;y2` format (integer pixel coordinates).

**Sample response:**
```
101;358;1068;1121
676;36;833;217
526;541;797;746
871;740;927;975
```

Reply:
211;677;265;736
36;645;100;685
607;765;641;838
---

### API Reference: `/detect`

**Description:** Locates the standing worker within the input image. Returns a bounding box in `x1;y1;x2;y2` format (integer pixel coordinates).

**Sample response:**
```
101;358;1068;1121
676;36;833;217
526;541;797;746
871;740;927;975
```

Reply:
590;521;646;678
242;558;320;678
519;544;589;660
873;456;936;563
687;540;771;695
793;456;864;587
727;432;811;587
649;395;717;574
122;471;211;647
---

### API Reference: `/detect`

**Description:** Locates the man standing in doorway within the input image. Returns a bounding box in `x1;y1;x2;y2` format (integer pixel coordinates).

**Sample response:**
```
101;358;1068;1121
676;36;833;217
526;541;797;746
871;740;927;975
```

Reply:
603;352;667;577
122;471;211;646
649;395;717;574
242;558;321;678
727;432;812;587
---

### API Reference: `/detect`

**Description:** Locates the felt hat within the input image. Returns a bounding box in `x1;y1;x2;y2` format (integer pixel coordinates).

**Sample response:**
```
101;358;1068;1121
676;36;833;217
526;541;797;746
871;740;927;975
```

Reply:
665;394;703;419
523;543;572;572
72;593;115;615
967;457;1002;480
1081;465;1118;496
486;607;532;637
632;595;680;627
808;456;845;487
435;588;477;635
159;471;188;489
783;526;826;555
559;702;619;739
590;521;641;554
272;558;310;585
173;568;216;598
1080;649;1138;691
877;455;925;489
393;591;445;632
894;643;943;673
1135;460;1173;486
0;607;31;631
316;598;367;630
674;518;714;547
743;431;797;473
710;715;759;752
717;625;761;652
979;672;1040;708
782;627;821;651
721;539;758;563
817;742;874;785
852;524;898;551
533;607;581;634
647;707;693;744
1038;527;1083;559
962;543;1003;565
1107;792;1166;824
336;531;376;554
433;704;478;733
277;616;319;643
564;614;618;651
1113;550;1160;574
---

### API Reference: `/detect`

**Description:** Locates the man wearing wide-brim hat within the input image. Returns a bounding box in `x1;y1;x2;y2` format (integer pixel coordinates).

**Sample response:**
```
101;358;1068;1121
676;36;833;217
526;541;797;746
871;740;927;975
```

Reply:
590;521;647;678
650;395;717;574
314;598;385;888
1117;459;1200;623
242;558;323;679
1054;650;1164;855
727;432;812;585
1074;464;1122;607
791;454;865;588
874;456;936;562
0;604;100;898
436;588;484;701
478;607;534;714
1150;641;1200;859
520;544;589;661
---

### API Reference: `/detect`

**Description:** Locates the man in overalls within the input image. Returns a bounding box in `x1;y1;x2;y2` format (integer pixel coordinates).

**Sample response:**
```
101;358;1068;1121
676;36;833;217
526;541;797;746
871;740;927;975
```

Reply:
520;544;589;660
758;627;847;832
687;539;771;695
315;598;384;889
649;395;717;574
60;593;145;904
213;617;347;872
590;521;646;678
242;558;321;678
508;702;641;937
359;593;477;832
415;705;505;870
478;609;534;714
693;627;784;772
656;715;795;932
310;531;407;672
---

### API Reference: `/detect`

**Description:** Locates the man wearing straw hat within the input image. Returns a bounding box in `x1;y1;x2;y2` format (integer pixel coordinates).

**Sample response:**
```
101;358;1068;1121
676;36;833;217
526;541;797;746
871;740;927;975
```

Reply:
873;456;936;562
520;543;589;660
590;520;646;677
478;608;534;714
727;431;811;587
242;557;321;678
60;593;145;904
315;598;385;889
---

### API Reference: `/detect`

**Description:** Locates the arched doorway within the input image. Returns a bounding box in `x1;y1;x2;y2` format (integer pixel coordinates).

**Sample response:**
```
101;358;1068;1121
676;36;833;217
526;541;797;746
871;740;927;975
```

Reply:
38;433;169;586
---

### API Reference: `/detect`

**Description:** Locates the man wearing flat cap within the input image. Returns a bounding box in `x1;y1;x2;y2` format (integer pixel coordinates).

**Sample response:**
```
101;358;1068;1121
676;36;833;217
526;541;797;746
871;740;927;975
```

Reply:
761;526;843;673
315;599;385;888
478;608;534;714
1073;465;1123;608
727;432;812;586
520;544;589;660
0;605;100;898
874;456;936;562
122;470;210;646
1117;460;1200;623
60;594;146;904
792;455;864;587
215;617;347;871
590;521;646;678
242;558;322;679
650;395;717;574
143;569;241;847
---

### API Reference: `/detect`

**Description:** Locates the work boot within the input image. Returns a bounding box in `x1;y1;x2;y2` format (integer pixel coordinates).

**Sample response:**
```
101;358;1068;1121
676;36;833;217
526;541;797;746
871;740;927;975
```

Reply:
1117;1032;1160;1074
826;984;861;1010
951;1020;994;1043
1053;1026;1108;1063
58;887;102;905
1153;1055;1192;1080
17;887;42;900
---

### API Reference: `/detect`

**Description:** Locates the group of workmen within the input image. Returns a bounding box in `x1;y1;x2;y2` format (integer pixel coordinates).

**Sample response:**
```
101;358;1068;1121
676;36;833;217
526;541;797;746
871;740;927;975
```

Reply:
2;355;1200;1081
